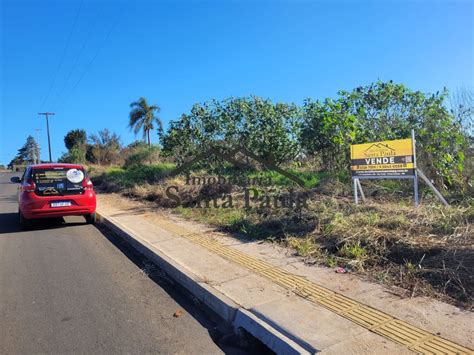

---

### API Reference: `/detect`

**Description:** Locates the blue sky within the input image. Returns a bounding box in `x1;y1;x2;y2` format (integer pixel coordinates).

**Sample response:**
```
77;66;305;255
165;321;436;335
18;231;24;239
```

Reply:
1;0;473;164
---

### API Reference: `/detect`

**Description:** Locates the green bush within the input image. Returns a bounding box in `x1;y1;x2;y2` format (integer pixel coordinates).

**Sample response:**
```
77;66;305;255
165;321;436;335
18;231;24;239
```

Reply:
160;82;470;191
161;96;302;166
246;169;329;189
124;146;161;168
301;81;467;188
104;163;176;188
58;144;87;164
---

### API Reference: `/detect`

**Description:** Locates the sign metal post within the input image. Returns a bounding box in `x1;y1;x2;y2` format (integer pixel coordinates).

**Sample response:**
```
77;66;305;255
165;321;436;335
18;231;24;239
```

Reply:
351;135;416;205
412;129;419;207
353;178;359;204
350;131;449;207
356;178;366;202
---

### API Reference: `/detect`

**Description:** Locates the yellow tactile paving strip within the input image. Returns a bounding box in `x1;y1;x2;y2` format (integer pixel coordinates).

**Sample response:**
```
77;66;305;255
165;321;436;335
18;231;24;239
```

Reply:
132;215;473;354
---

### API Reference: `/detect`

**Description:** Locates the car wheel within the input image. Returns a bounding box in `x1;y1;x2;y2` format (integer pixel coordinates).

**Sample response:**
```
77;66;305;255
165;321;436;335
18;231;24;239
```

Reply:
19;210;31;230
85;212;96;224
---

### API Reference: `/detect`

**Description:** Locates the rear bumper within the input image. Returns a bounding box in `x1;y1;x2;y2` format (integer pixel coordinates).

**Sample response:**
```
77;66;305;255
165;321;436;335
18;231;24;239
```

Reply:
23;207;96;219
20;191;96;219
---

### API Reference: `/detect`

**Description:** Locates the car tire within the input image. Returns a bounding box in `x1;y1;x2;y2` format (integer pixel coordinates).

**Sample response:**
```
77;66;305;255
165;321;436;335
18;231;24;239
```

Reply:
85;212;96;224
19;210;31;230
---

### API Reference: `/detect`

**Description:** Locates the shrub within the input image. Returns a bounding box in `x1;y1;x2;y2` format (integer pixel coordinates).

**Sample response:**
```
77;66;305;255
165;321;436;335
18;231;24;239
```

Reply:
124;146;161;168
161;96;302;167
301;81;467;188
102;163;176;188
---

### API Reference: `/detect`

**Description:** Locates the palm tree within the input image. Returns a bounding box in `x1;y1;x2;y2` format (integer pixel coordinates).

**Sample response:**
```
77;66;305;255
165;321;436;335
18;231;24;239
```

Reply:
128;97;162;147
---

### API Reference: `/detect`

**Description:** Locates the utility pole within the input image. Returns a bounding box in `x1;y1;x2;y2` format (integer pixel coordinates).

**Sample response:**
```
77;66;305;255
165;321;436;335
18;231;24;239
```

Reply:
38;112;55;162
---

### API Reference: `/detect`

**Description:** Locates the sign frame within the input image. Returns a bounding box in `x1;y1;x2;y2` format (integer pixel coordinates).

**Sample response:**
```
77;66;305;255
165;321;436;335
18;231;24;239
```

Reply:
352;130;419;206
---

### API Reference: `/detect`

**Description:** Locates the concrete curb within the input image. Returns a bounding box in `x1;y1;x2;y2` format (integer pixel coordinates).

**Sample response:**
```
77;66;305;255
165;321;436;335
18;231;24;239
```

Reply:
96;211;310;355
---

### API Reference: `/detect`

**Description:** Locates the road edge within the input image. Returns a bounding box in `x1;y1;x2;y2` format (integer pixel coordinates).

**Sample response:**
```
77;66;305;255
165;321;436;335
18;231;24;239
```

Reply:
96;211;310;355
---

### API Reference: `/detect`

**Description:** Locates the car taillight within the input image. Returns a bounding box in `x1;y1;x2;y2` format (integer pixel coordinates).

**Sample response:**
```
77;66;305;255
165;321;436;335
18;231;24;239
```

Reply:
23;179;36;193
82;178;93;190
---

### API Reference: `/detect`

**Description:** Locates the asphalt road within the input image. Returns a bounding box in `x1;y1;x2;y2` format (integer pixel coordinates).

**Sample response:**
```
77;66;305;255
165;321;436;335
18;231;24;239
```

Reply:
0;172;236;354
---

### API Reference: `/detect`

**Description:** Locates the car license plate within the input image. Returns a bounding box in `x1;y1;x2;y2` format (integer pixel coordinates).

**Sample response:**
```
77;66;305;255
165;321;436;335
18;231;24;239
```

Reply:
51;201;72;208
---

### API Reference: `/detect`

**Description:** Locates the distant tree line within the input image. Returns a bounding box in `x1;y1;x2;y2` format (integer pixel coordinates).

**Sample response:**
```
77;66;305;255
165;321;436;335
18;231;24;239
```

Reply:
57;97;164;166
9;81;471;190
59;128;122;166
161;81;471;188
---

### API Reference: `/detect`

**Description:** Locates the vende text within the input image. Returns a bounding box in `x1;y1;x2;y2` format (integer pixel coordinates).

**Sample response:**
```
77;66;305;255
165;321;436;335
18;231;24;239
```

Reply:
365;157;395;165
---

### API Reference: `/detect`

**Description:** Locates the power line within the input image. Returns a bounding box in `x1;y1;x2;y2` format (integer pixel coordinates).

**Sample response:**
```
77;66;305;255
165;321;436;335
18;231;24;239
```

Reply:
54;11;121;113
49;3;106;110
39;0;84;111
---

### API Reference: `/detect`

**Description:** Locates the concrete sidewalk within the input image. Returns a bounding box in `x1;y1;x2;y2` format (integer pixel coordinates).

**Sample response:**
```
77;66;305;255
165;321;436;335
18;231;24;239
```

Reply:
96;194;473;354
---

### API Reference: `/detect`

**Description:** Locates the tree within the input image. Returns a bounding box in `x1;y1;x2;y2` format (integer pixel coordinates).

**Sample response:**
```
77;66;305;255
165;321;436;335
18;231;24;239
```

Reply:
301;98;357;170
449;86;473;137
300;81;467;187
347;82;466;187
9;136;40;167
449;87;474;187
20;136;40;165
59;129;88;164
64;129;87;150
121;141;160;167
128;97;162;147
162;83;466;189
161;96;302;166
25;136;41;164
58;145;87;164
89;129;122;165
8;155;24;169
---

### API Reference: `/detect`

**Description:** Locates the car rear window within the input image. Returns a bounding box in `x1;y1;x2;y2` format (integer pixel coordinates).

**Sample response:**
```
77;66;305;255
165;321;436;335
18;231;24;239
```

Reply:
32;167;86;196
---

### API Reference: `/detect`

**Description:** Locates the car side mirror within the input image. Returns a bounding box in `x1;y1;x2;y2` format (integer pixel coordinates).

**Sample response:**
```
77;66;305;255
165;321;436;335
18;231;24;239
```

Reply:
10;176;21;183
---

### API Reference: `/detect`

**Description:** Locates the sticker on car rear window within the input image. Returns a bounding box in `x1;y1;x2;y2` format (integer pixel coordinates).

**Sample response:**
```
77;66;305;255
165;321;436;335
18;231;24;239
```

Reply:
66;169;84;184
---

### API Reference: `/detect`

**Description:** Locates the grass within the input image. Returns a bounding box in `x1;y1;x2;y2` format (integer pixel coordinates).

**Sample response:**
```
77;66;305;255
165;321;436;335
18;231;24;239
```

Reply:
174;196;473;307
97;163;176;189
185;166;335;189
287;236;321;258
246;169;332;189
92;163;474;308
176;205;246;228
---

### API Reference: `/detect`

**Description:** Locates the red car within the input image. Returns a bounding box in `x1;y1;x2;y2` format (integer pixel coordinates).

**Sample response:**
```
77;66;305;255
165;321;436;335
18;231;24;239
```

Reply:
11;163;97;228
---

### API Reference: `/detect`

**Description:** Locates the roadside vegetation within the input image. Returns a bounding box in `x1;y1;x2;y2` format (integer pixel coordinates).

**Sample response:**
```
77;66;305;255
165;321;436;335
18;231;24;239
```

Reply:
94;165;473;308
9;81;474;308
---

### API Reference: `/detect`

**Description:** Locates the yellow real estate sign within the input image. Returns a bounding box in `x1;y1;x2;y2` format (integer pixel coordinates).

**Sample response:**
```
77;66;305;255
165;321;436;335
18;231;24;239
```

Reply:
350;138;415;177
